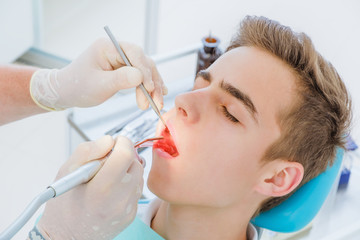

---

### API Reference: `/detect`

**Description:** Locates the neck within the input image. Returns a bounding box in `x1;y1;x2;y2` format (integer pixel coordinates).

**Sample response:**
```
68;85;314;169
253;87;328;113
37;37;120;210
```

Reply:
151;201;255;240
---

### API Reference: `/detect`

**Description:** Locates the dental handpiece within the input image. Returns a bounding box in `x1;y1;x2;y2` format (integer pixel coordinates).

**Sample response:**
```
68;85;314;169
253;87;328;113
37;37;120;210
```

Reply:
0;160;102;240
0;137;162;240
49;160;102;197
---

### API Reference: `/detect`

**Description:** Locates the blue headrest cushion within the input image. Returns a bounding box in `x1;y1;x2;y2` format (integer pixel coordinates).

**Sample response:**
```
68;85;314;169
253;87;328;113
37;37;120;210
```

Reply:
251;148;344;232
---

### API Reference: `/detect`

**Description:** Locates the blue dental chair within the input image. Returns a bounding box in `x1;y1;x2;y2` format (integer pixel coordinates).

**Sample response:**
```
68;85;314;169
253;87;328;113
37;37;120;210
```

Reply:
251;148;344;233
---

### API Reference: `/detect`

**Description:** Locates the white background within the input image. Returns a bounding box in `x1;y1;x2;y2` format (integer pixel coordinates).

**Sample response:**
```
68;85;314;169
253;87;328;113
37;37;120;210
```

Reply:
0;0;33;63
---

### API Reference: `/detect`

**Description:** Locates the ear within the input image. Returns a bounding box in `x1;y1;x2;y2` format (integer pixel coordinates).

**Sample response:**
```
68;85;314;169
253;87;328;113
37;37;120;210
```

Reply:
254;160;304;197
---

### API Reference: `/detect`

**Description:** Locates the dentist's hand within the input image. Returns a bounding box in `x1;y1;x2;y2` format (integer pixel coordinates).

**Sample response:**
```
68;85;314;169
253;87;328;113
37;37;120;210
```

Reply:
37;135;144;240
30;38;167;111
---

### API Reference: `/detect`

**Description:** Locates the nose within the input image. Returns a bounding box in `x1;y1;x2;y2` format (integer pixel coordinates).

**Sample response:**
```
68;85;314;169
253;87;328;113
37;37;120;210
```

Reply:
175;89;209;124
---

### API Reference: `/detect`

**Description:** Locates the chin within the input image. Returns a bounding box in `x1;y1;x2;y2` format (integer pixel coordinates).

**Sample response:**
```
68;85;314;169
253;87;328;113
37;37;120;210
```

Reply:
147;172;169;200
147;163;180;202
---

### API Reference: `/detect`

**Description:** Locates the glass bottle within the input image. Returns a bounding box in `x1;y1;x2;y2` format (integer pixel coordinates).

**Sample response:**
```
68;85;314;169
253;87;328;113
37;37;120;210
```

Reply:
196;34;222;74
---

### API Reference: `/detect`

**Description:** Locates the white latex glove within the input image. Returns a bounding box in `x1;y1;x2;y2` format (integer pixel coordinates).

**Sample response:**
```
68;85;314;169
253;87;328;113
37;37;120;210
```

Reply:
37;135;144;240
30;38;167;111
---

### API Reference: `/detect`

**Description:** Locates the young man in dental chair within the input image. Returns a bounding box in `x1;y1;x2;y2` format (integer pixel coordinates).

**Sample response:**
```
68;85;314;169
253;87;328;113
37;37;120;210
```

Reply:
43;15;352;240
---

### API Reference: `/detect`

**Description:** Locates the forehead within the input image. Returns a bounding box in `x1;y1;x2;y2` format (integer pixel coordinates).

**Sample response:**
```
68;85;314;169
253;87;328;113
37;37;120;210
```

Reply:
208;46;297;126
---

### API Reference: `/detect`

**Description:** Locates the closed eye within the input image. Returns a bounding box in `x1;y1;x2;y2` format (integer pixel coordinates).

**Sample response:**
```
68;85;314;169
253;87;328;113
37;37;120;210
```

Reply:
221;106;239;123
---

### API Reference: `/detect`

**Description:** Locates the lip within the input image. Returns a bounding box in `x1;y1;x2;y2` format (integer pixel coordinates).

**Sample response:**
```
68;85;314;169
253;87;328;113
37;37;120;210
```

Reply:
154;148;174;159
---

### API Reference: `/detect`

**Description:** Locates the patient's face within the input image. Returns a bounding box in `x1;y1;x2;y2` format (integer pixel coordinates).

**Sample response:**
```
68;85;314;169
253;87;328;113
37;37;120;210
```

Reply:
149;46;297;208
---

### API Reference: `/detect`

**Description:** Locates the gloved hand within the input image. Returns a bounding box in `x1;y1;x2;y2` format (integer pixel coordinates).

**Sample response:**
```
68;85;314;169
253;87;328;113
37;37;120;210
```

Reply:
30;38;167;111
37;135;144;240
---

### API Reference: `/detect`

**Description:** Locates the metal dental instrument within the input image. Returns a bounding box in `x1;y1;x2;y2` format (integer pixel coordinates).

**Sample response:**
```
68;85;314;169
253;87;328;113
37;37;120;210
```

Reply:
0;136;163;240
104;26;168;128
134;136;163;148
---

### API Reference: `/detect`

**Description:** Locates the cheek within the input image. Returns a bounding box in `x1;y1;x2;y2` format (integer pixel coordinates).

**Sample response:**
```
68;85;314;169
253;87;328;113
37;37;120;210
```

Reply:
149;136;259;206
200;148;262;207
202;149;257;189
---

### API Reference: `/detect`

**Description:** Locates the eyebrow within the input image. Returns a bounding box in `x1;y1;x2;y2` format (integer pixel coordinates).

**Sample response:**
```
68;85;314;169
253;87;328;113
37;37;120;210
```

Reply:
196;70;212;82
195;70;258;123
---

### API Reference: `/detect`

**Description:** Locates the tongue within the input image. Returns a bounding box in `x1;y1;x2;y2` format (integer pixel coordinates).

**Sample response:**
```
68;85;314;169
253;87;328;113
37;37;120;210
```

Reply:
153;127;179;157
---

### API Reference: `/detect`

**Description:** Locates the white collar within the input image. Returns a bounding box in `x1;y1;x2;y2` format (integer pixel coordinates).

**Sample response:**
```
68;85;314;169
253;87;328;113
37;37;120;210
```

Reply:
139;198;162;226
139;198;259;240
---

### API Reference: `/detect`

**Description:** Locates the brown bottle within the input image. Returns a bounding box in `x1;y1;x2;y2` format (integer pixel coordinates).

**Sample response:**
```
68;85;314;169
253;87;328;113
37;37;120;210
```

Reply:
196;34;222;74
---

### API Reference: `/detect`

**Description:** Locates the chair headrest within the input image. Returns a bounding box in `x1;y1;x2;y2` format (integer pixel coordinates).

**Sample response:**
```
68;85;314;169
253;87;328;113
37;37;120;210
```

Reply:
251;148;344;232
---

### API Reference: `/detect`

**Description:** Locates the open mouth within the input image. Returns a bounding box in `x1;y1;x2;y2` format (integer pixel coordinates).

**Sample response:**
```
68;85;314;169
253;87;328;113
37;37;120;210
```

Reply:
153;127;179;157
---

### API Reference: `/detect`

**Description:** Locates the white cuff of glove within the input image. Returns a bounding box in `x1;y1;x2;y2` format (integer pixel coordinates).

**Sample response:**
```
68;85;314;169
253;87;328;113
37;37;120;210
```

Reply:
30;69;67;111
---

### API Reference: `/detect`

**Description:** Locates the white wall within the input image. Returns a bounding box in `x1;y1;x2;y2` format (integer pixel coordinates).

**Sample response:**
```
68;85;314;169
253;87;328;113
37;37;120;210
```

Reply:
0;0;33;63
38;0;146;59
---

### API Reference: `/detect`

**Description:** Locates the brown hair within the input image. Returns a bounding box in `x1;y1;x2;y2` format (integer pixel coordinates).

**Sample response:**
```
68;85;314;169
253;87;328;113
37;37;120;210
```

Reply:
227;16;352;213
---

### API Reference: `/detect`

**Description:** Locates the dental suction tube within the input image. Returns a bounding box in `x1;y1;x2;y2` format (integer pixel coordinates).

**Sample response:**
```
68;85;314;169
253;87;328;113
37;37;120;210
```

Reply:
0;160;102;240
